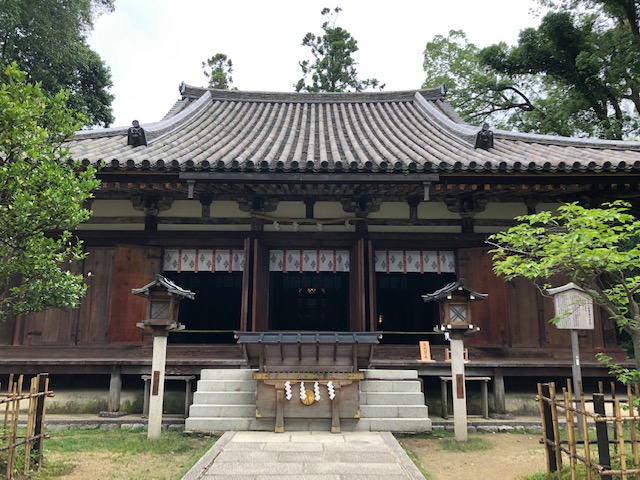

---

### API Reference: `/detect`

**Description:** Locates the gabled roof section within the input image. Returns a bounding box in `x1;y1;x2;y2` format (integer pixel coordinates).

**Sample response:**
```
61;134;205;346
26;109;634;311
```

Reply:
131;274;195;299
422;279;488;303
68;84;640;174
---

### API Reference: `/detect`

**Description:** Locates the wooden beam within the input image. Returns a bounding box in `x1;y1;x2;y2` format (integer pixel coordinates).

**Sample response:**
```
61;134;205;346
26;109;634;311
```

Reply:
179;172;440;184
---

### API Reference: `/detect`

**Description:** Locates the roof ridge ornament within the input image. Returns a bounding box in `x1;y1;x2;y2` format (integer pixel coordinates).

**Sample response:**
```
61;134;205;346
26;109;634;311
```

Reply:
127;120;147;147
474;123;494;150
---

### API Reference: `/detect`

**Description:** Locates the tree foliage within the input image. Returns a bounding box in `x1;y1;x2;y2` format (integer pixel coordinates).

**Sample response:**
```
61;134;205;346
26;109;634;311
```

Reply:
423;0;640;139
0;63;99;320
0;0;115;127
422;30;537;128
295;7;383;93
202;53;235;90
487;201;640;372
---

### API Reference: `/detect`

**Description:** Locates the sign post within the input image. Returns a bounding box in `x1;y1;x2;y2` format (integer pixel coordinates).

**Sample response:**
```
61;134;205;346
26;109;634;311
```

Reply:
547;283;594;436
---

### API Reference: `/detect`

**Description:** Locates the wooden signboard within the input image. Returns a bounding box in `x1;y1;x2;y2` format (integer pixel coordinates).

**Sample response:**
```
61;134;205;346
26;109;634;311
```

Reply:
547;283;594;330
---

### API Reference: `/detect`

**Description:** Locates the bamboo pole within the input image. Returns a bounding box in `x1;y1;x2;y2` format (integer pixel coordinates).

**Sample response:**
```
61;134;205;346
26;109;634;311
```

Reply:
550;383;563;479
565;389;577;480
579;389;592;480
614;400;627;480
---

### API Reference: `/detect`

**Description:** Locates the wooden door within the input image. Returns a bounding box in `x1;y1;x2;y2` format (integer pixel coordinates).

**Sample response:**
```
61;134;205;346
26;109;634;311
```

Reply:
108;245;161;343
76;247;115;345
457;247;509;347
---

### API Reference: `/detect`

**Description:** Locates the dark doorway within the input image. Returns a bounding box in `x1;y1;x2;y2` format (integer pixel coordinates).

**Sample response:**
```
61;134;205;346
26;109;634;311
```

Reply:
269;272;350;331
376;273;456;344
164;272;242;343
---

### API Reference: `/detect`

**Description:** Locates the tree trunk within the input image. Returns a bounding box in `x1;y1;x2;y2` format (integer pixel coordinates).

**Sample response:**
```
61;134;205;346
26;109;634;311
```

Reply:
630;327;640;371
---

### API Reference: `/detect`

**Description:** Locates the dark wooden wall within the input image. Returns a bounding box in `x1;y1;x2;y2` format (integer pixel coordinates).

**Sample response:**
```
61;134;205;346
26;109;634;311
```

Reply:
8;242;618;352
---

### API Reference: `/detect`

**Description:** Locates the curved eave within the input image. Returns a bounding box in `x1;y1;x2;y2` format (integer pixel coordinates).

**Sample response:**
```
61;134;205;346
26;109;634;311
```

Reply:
68;85;640;175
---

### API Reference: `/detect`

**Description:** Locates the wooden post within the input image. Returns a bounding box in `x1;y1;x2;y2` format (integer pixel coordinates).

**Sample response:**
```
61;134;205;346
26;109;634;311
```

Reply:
493;367;506;414
540;383;558;473
108;366;122;412
34;374;48;469
593;393;612;478
331;385;341;433
275;388;284;433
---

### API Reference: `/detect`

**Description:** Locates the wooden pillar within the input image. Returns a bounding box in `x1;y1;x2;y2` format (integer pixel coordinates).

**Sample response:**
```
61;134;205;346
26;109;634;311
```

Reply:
108;366;122;412
493;367;506;414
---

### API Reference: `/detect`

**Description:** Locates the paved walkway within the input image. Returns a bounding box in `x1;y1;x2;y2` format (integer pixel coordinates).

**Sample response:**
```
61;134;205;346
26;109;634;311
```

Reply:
182;431;425;480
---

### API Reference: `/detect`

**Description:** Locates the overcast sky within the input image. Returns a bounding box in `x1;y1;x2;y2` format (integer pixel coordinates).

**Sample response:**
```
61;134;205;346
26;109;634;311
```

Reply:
88;0;542;127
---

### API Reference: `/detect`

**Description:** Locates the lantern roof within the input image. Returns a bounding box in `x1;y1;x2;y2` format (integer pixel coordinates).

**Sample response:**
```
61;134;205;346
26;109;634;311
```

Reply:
131;274;195;299
422;279;488;303
546;282;585;296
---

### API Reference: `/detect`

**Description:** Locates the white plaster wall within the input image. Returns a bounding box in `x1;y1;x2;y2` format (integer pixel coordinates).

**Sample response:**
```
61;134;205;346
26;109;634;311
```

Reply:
210;201;251;218
475;203;527;219
77;224;144;230
368;225;462;233
273;202;306;218
418;202;459;219
314;202;346;218
90;199;142;216
158;200;200;217
368;202;409;219
158;224;251;231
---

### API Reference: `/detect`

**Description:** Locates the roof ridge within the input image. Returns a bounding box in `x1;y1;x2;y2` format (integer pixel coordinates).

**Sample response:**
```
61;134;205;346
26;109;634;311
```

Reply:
494;128;640;150
179;83;447;104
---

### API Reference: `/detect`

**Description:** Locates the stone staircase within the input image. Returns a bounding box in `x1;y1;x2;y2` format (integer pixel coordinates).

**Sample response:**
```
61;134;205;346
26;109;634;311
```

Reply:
184;368;431;433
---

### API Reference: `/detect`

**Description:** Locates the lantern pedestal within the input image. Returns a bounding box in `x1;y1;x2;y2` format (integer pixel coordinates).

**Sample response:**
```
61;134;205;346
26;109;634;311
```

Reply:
449;329;469;441
137;320;184;440
439;325;479;442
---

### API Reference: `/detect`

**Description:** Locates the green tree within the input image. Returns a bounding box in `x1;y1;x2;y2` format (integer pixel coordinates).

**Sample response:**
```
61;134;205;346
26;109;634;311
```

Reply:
423;1;640;139
487;201;640;373
295;7;383;93
422;30;537;129
0;0;115;127
0;63;99;320
202;53;234;90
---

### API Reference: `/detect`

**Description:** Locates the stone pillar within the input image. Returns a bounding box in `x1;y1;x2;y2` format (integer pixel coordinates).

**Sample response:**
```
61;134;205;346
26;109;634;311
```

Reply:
449;330;468;442
147;331;169;440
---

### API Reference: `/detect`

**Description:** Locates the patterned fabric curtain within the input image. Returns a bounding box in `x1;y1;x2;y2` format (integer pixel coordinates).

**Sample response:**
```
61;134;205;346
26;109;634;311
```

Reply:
269;250;350;273
374;251;455;274
163;249;245;273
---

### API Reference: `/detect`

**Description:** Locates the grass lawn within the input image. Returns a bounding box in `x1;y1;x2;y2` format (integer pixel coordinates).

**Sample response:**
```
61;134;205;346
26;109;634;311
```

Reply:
19;428;217;480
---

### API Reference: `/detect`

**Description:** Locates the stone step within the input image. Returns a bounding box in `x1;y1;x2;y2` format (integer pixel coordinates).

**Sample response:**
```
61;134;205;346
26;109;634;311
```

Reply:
188;404;256;418
357;417;432;433
361;391;426;406
360;380;422;393
360;405;430;419
195;379;256;393
185;417;271;433
199;368;256;381
186;415;432;434
362;369;418;380
193;391;255;405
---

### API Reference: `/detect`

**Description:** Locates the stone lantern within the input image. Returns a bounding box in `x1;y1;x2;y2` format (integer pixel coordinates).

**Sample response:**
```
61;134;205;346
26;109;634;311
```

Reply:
132;275;194;439
423;279;487;441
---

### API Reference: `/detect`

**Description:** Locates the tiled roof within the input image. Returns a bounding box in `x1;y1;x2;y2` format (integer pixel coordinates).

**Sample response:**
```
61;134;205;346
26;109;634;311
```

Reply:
69;84;640;174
